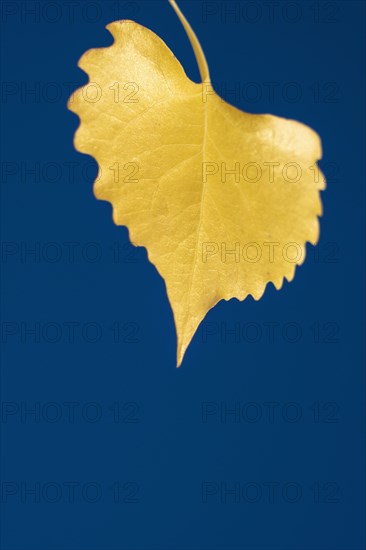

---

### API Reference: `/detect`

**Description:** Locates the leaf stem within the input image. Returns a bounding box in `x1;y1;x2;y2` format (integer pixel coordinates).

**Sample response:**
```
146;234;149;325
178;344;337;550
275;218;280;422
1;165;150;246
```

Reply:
168;0;210;83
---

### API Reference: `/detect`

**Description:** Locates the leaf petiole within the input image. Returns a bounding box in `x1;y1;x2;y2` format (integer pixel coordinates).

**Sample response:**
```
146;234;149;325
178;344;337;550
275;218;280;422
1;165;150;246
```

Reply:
168;0;210;83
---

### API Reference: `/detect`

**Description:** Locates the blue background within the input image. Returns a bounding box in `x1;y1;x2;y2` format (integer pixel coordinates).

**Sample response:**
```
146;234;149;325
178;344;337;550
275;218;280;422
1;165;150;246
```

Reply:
1;1;365;549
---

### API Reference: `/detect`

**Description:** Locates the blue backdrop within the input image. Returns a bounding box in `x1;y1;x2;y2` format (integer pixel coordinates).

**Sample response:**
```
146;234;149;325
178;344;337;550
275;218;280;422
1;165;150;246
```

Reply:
1;1;365;549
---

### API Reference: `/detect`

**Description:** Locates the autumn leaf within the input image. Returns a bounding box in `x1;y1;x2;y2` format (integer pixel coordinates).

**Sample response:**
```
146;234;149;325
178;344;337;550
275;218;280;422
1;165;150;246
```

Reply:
68;0;325;367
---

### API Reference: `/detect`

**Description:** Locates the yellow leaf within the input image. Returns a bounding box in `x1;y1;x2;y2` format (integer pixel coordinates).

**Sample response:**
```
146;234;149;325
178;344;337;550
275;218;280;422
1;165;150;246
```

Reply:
68;0;325;367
